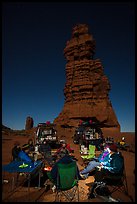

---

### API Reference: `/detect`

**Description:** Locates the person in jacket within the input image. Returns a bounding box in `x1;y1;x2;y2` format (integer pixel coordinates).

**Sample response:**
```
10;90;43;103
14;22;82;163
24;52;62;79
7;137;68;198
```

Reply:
22;138;35;153
12;141;22;161
46;152;81;187
88;145;124;199
27;138;35;152
54;141;73;159
80;145;112;179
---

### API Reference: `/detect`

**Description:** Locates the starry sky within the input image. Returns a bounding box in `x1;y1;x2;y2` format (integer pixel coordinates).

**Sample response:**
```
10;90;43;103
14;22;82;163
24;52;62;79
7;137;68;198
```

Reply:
2;2;135;132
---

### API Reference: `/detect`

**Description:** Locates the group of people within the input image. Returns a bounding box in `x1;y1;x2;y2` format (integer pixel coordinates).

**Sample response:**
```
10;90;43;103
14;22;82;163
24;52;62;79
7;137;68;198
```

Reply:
11;137;125;199
11;138;74;165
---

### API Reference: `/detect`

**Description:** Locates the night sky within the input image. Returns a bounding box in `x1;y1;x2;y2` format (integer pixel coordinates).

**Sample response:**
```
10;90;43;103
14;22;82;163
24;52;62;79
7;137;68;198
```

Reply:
2;2;135;132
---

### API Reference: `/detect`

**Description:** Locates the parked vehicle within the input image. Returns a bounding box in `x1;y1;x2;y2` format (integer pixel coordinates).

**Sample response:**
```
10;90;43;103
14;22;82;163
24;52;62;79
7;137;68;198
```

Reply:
36;123;58;146
73;120;104;150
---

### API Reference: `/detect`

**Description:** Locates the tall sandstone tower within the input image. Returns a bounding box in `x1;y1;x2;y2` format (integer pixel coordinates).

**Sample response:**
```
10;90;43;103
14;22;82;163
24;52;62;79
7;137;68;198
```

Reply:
54;24;120;136
25;116;34;130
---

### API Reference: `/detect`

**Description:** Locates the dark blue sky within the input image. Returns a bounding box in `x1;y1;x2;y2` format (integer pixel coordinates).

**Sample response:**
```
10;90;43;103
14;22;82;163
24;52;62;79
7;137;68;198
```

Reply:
2;2;135;132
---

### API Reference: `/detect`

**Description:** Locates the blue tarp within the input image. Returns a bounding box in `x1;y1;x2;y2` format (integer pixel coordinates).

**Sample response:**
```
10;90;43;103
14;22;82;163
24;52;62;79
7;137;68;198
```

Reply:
2;160;43;173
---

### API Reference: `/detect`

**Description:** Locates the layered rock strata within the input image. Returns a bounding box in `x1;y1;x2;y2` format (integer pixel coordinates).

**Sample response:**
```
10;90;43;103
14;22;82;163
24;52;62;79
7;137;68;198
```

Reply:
54;24;120;134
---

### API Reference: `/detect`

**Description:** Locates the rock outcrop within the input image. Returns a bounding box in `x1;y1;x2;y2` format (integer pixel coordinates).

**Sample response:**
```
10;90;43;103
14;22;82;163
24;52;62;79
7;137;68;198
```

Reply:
54;24;120;136
25;116;34;130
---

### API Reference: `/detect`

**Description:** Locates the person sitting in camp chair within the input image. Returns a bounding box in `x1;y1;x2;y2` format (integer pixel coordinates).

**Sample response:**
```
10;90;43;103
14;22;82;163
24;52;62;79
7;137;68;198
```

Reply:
88;145;124;199
53;141;74;160
45;152;81;201
45;151;82;188
22;138;35;155
80;144;114;179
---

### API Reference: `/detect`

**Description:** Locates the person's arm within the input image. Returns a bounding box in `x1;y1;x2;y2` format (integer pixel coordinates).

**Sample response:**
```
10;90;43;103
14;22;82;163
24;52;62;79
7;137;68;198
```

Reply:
96;163;103;171
101;153;122;173
97;152;104;162
100;154;113;171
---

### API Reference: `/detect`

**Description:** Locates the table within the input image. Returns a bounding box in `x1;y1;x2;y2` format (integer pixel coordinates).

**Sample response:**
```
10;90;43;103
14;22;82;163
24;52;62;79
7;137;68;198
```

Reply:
2;160;43;192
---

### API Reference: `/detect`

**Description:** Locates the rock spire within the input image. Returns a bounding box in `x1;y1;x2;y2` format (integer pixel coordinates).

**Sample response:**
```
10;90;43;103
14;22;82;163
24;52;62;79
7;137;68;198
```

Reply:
54;24;120;135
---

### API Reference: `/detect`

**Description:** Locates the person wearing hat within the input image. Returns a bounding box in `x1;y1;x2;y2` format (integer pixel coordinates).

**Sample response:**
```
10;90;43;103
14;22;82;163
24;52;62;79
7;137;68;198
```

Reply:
88;145;124;199
12;141;21;161
54;141;71;159
80;145;112;179
58;146;69;158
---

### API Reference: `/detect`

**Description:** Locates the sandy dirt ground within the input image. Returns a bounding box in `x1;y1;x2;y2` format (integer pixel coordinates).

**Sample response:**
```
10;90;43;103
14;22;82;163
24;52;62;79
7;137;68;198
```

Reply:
2;131;135;202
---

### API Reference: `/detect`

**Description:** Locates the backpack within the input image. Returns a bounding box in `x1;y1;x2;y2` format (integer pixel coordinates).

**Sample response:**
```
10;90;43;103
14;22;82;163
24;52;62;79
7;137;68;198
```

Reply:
94;183;111;196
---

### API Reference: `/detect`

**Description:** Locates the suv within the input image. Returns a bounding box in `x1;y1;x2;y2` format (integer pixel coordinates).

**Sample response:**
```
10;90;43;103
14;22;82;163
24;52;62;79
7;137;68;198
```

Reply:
36;123;58;145
73;120;103;150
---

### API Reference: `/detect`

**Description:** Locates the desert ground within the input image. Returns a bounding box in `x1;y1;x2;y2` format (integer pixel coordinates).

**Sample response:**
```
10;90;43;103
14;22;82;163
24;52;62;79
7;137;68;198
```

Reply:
2;128;135;202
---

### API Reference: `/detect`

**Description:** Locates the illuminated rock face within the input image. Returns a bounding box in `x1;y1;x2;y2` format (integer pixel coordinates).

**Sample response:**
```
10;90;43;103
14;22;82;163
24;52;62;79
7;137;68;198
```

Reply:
54;24;120;134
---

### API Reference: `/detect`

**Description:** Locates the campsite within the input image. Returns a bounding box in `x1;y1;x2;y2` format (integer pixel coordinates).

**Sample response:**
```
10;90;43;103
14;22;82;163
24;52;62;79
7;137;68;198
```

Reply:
2;127;135;202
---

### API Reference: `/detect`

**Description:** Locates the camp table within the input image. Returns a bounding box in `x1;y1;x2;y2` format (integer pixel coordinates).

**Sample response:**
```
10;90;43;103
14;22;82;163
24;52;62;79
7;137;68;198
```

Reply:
2;160;43;195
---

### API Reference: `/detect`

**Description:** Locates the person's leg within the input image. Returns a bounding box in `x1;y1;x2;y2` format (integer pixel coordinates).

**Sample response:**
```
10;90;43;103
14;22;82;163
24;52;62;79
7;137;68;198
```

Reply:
80;160;100;178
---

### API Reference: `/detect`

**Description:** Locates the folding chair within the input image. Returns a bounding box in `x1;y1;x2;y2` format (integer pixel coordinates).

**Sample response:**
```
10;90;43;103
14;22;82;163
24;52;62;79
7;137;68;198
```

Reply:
101;154;133;201
45;161;79;202
53;161;79;202
81;144;95;160
103;169;128;194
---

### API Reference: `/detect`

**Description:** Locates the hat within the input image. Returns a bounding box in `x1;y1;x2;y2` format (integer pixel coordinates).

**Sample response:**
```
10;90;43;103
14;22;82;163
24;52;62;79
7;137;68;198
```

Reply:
107;144;117;152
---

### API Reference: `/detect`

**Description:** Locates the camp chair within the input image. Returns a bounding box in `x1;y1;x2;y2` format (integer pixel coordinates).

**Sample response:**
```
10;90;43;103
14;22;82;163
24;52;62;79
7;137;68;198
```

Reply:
46;161;79;202
81;144;95;161
101;154;133;201
55;161;79;202
102;171;128;195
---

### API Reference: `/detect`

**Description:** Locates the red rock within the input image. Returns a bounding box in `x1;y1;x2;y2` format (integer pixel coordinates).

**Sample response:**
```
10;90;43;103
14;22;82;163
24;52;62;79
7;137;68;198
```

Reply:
54;24;120;137
25;116;34;130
